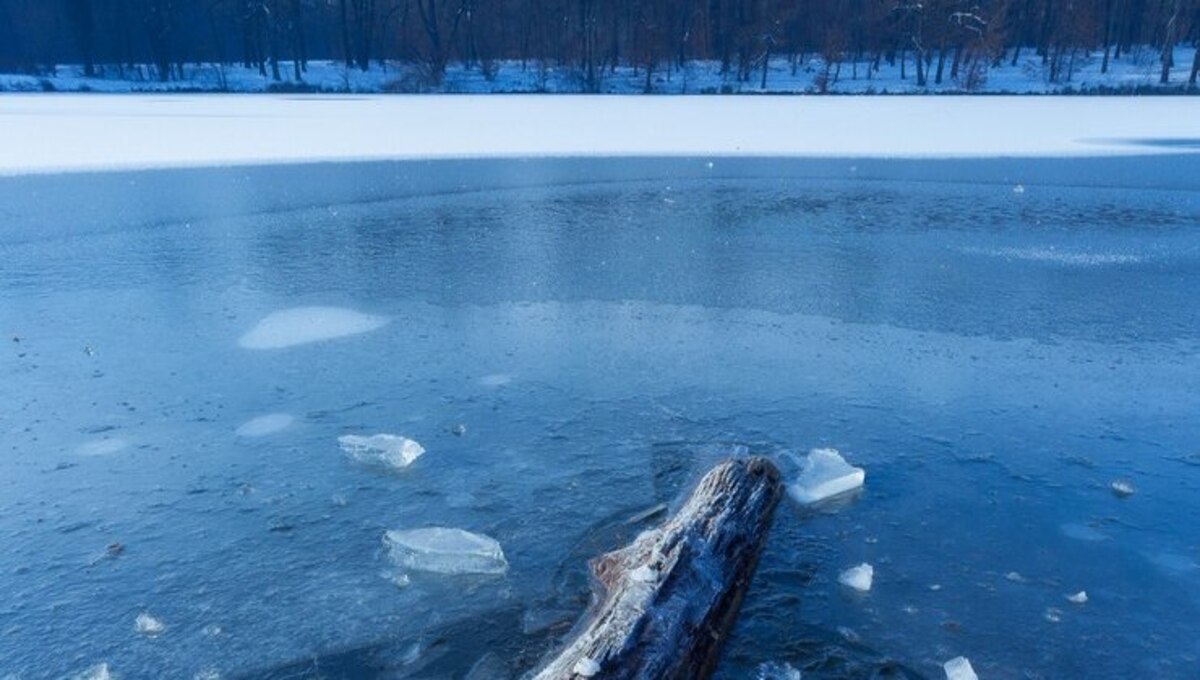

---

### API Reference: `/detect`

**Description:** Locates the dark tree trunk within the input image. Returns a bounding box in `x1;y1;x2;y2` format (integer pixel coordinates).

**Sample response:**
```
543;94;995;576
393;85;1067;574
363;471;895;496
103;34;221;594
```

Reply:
532;458;782;680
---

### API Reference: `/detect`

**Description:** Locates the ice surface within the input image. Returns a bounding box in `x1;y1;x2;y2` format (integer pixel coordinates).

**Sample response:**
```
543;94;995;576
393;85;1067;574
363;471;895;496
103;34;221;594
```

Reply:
383;528;509;575
338;434;425;469
788;448;865;505
135;612;165;637
838;563;874;592
235;413;294;437
943;656;978;680
1060;523;1107;542
1;96;1197;176
238;307;387;349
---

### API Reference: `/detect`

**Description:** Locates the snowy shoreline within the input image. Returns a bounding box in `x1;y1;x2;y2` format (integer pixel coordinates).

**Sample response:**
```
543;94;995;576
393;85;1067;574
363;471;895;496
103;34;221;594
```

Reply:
2;48;1197;96
0;94;1198;176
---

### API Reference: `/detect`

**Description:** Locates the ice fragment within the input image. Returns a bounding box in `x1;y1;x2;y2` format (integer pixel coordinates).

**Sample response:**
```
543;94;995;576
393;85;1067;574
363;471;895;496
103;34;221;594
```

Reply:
787;448;865;505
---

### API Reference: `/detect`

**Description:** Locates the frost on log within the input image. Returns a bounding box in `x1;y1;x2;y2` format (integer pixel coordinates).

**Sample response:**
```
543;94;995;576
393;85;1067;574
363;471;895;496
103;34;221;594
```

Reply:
534;456;783;680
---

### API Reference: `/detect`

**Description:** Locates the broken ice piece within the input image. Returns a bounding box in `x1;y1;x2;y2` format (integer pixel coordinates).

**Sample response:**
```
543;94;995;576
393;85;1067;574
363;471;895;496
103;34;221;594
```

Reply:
135;612;165;637
787;448;865;505
1005;571;1026;583
1044;607;1063;623
1066;590;1088;604
839;563;874;592
943;656;978;680
383;527;508;575
1110;480;1136;498
339;434;425;469
572;658;601;677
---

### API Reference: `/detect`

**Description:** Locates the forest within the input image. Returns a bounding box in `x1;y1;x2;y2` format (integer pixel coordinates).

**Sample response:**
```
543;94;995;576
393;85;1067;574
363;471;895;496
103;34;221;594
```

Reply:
2;0;1199;88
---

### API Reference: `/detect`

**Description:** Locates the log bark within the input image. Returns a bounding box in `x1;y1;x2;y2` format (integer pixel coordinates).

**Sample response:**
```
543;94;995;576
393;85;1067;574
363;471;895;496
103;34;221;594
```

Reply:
533;457;782;680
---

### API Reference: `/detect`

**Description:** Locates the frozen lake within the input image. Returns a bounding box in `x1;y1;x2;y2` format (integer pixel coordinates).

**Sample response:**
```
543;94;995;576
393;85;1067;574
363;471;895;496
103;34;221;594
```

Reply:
2;156;1200;679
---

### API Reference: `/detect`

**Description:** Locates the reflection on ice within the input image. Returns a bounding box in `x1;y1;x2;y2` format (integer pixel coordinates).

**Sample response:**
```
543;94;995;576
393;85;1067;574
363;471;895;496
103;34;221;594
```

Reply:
235;413;294;437
237;306;388;349
75;438;128;456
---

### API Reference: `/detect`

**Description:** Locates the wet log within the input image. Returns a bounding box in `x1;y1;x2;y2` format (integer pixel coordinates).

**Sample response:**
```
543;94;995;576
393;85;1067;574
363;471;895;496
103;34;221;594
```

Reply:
534;456;783;680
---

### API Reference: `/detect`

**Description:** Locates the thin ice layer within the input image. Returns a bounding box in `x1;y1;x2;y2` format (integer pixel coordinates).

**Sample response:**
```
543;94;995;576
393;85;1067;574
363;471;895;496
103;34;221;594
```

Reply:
787;448;865;505
383;527;509;575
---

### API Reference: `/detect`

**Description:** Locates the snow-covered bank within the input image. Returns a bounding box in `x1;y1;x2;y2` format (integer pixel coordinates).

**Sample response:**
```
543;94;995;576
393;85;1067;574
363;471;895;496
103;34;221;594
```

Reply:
1;47;1197;95
0;95;1198;176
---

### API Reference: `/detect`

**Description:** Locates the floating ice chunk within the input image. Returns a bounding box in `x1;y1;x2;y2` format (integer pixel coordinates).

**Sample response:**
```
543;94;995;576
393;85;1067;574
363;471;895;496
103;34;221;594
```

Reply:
839;563;874;592
238;307;387;349
76;438;128;456
1110;480;1136;498
572;658;601;677
383;527;508;575
756;661;802;680
235;413;294;437
478;373;513;387
72;664;115;680
1066;591;1088;604
339;434;425;469
943;656;978;680
1005;571;1026;583
788;448;865;505
135;612;165;637
1044;607;1063;623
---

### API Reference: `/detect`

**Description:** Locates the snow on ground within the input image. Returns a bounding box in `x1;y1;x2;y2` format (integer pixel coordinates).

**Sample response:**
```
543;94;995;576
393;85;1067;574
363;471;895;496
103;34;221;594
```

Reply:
0;94;1197;175
0;47;1196;95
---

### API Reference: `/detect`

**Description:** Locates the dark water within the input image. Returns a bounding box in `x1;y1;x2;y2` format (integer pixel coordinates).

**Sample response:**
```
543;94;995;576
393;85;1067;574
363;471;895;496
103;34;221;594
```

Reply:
2;157;1200;679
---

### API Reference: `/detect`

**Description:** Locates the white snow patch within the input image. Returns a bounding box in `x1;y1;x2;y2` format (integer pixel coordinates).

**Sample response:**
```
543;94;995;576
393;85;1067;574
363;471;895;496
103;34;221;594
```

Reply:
572;658;602;677
238;307;387;349
838;563;874;592
756;662;803;680
788;448;865;505
339;434;425;469
134;612;165;637
1;95;1198;176
76;438;129;456
383;527;508;575
943;656;978;680
630;564;659;584
964;246;1144;267
235;413;294;437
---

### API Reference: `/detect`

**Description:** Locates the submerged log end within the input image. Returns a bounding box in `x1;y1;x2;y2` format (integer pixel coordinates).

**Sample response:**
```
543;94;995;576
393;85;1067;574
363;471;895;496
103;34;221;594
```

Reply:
535;456;783;680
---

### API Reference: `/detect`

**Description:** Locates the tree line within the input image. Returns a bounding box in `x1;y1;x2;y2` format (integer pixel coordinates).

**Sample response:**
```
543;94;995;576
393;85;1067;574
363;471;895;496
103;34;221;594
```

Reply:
1;0;1198;88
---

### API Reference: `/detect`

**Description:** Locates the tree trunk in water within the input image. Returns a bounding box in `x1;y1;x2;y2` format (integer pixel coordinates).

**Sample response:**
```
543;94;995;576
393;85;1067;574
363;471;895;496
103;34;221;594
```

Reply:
532;457;782;680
